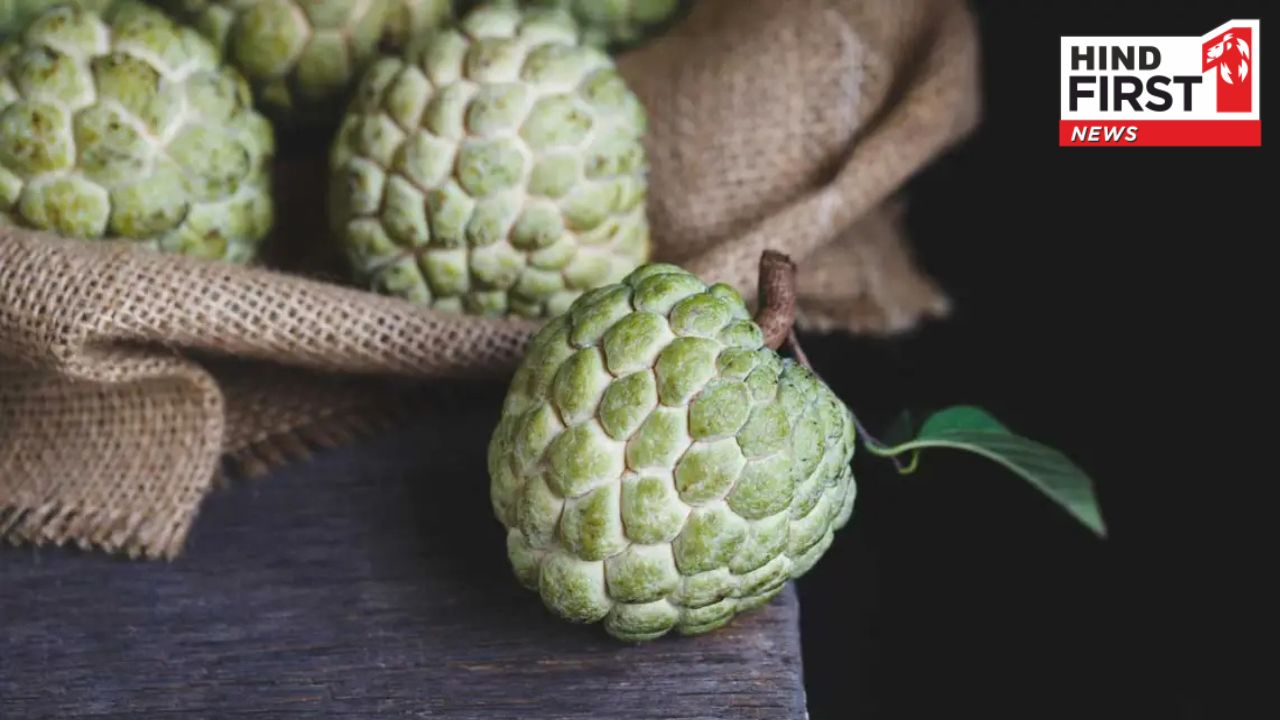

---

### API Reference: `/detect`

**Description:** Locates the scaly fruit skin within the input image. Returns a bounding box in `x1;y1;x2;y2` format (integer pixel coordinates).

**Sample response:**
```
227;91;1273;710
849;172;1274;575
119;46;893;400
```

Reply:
522;0;682;48
382;0;453;51
0;0;113;38
330;3;650;317
488;264;857;641
0;3;274;262
158;0;392;121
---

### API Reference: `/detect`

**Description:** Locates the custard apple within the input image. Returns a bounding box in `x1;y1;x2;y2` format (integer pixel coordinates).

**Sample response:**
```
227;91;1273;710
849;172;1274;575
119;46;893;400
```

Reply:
0;0;112;37
488;264;857;640
329;2;650;317
521;0;683;48
0;2;274;261
158;0;394;120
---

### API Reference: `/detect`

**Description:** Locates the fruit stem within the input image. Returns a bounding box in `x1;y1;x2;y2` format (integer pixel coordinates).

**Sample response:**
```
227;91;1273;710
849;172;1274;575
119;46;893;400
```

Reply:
755;250;798;351
753;251;915;473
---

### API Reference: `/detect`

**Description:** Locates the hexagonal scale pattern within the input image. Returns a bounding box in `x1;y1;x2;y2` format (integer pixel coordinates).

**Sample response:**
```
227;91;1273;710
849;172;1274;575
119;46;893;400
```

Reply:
520;0;685;49
158;0;441;120
330;3;650;318
0;2;274;262
0;1;115;37
489;264;858;641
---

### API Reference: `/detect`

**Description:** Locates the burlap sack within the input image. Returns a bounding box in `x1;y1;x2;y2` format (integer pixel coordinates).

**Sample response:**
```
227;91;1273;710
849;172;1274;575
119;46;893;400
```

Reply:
0;0;979;558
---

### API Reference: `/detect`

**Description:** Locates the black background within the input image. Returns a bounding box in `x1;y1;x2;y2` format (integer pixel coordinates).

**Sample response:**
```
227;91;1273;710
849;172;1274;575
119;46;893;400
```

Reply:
798;1;1270;718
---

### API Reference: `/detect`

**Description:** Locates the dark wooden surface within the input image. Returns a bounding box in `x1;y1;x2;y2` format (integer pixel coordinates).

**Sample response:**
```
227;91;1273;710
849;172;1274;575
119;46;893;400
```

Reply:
0;387;807;719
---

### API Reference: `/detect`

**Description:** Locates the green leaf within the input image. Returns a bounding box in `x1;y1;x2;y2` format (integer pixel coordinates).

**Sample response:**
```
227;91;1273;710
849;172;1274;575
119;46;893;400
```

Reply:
869;407;1106;538
918;405;1009;435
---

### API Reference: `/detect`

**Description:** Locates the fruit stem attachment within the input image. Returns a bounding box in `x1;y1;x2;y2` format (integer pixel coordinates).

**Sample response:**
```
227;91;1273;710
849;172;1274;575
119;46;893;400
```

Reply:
752;253;910;472
755;250;798;351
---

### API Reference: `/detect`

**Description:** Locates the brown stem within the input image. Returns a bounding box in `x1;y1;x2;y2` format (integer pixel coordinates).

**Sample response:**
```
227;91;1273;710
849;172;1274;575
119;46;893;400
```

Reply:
754;250;797;351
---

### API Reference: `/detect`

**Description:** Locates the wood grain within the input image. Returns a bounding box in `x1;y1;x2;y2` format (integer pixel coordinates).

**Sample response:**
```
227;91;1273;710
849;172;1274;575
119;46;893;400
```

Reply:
1;388;807;719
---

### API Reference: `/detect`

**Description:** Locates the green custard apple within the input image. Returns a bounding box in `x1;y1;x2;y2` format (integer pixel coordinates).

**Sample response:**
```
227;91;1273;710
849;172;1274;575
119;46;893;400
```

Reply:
0;2;274;262
329;2;650;317
0;0;112;38
158;0;394;120
488;264;857;640
521;0;684;48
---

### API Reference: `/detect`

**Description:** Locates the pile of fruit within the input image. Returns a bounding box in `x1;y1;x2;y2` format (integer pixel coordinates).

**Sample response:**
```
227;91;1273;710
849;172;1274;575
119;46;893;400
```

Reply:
0;0;677;312
0;1;1102;643
2;0;826;642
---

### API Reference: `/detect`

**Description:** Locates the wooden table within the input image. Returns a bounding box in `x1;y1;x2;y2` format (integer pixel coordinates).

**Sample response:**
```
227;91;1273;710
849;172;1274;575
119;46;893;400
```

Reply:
0;392;808;719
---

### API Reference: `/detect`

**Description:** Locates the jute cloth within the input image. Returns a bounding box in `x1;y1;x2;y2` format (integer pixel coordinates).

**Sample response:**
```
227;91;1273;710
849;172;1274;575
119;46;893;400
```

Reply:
0;0;979;558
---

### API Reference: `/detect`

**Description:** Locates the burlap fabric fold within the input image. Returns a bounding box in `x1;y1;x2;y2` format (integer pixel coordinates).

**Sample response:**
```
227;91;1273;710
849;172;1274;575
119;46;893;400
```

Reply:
0;0;979;558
